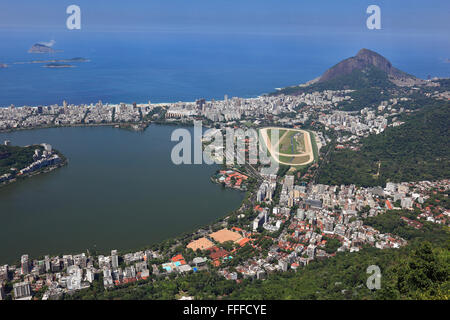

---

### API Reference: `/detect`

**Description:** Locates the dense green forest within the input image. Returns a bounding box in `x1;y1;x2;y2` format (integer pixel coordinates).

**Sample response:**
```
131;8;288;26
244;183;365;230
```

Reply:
365;211;449;244
0;145;41;175
228;241;448;300
318;100;450;187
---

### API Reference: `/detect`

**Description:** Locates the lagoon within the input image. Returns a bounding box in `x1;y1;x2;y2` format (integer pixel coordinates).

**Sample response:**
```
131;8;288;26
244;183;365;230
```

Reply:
0;125;244;264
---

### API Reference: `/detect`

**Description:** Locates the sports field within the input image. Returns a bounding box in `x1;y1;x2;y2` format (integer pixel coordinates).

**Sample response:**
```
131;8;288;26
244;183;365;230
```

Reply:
209;228;243;244
260;127;315;167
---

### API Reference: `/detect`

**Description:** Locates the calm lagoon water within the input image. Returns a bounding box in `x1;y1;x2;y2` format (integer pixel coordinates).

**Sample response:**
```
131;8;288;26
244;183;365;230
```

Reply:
0;125;244;264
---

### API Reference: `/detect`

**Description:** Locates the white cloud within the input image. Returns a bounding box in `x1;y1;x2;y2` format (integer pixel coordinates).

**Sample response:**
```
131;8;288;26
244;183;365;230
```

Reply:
38;40;56;47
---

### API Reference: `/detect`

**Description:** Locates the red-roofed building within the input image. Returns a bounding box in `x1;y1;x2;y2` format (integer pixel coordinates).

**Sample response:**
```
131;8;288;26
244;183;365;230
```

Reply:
254;205;263;212
171;254;185;263
238;238;251;247
386;200;393;210
208;247;229;261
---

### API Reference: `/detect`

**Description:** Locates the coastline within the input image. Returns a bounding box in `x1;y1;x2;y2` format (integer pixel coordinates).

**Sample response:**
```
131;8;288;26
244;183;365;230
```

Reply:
0;161;67;189
0;155;246;266
0;123;245;265
0;107;297;263
0;149;68;190
0;121;151;134
0;117;218;134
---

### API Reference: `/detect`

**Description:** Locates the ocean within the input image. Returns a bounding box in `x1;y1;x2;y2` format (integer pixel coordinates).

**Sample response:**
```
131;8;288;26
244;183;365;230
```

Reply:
0;28;449;107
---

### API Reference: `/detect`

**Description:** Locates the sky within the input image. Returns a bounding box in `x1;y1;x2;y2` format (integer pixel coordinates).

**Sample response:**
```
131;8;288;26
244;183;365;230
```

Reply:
0;0;449;36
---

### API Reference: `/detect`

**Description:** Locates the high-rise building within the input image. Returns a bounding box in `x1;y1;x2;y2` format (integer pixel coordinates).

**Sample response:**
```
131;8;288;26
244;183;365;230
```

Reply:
296;209;305;220
0;265;8;281
85;268;95;283
51;258;61;272
278;259;288;272
0;284;5;300
37;260;45;274
306;245;316;258
13;282;31;300
21;255;30;275
44;256;51;272
111;250;119;269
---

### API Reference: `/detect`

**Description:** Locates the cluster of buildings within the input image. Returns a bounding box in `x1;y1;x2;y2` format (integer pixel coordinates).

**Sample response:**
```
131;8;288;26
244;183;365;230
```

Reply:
99;250;157;288
319;109;388;137
215;170;249;189
316;98;412;148
256;174;277;203
390;180;449;224
186;228;252;267
165;91;353;126
216;178;450;282
1;83;448;299
0;101;159;130
1;142;62;185
261;206;286;233
1;178;447;299
279;175;295;207
0;88;359;131
18;144;62;175
252;206;269;232
0;249;163;300
1;253;94;300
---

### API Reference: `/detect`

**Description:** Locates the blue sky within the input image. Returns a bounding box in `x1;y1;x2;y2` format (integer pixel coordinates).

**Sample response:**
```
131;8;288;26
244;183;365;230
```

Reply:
0;0;449;35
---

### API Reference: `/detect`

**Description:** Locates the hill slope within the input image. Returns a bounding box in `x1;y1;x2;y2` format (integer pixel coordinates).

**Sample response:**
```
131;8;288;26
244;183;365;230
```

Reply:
317;99;450;187
319;48;415;85
274;49;424;102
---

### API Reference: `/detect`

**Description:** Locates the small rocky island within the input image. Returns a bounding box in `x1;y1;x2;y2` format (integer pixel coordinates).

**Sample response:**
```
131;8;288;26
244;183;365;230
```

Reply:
0;63;7;68
16;57;89;64
28;43;58;54
44;63;74;68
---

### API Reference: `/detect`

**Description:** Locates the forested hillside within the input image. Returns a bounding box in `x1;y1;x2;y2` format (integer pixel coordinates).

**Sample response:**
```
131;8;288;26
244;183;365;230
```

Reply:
0;145;41;175
318;100;450;187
